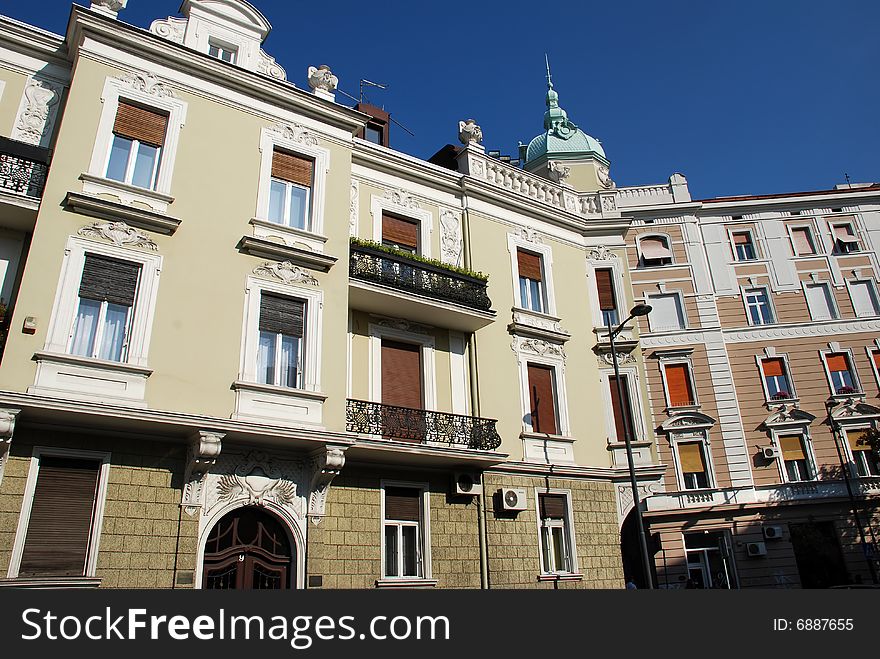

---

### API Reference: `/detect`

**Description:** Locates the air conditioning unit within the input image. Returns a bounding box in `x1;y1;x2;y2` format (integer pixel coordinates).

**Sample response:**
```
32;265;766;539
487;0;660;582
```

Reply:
746;541;768;557
763;525;784;541
499;487;528;511
762;446;780;460
452;472;483;496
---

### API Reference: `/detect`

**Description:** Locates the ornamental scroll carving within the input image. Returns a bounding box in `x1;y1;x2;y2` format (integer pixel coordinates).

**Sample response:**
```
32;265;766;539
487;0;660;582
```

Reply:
383;188;421;210
439;209;462;267
253;261;319;286
349;181;359;236
588;245;619;261
272;122;318;147
181;430;224;516
77;221;158;250
149;17;186;43
0;408;19;486
309;446;346;525
513;337;566;360
116;72;177;99
547;161;570;184
11;78;62;147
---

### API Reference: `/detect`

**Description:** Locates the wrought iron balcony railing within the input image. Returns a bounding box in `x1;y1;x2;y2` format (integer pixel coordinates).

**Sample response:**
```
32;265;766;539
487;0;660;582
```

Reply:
0;136;51;199
346;399;502;451
349;243;492;312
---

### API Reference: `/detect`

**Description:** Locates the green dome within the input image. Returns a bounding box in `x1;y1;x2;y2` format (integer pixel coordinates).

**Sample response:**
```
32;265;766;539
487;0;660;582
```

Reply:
523;79;606;164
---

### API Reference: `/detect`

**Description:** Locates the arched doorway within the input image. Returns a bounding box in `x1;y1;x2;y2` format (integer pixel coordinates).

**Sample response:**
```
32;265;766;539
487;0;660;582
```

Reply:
203;507;294;589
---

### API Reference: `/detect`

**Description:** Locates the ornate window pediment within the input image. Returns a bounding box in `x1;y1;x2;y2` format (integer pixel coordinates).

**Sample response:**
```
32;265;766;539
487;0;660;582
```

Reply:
660;411;716;433
830;399;880;423
762;405;816;430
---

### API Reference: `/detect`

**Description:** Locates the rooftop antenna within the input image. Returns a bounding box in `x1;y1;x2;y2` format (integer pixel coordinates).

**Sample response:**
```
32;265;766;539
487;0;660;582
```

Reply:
336;79;415;137
844;172;852;187
359;78;387;105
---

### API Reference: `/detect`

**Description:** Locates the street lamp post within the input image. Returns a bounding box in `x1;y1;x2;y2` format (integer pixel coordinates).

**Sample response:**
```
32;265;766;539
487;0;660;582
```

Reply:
607;303;655;589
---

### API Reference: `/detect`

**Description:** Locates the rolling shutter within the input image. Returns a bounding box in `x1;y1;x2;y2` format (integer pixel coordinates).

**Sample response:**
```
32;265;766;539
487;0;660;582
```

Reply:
825;353;849;373
847;431;870;454
678;442;706;474
595;268;616;311
779;435;806;462
873;350;880;372
78;253;141;307
761;358;785;378
381;340;422;409
271;150;313;187
527;364;557;435
640;237;672;260
259;293;305;338
113;101;168;147
517;249;543;281
791;228;813;255
733;232;750;245
609;375;633;441
665;363;694;407
382;213;419;250
384;487;421;521
539;493;566;520
18;457;101;577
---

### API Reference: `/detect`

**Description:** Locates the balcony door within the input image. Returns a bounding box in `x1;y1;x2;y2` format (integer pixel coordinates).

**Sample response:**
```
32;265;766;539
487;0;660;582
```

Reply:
381;339;425;441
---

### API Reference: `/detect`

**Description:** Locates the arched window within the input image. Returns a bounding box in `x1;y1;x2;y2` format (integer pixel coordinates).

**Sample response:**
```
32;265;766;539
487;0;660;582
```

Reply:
638;235;673;267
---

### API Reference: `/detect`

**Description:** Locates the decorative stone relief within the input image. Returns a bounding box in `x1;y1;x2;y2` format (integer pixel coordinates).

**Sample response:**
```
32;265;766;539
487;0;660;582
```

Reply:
253;261;319;286
371;316;433;335
582;194;600;215
458;119;483;146
11;78;62;147
439;209;462;267
271;122;318;147
308;65;338;99
77;221;158;250
511;310;565;336
0;408;20;486
149;17;186;43
383;188;421;210
547;161;570;184
89;0;127;17
116;71;177;99
515;227;544;245
258;51;287;81
349;181;359;237
588;245;619;261
601;194;617;212
617;481;662;518
513;337;566;360
598;351;636;367
181;430;224;516
471;157;486;178
217;468;297;507
308;446;346;524
598;164;616;189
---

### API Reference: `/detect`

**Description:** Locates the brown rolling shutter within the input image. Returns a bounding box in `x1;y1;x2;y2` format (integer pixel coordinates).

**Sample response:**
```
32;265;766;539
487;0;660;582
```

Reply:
779;435;806;462
381;340;422;409
733;232;750;245
384;487;421;521
678;442;706;474
665;363;694;407
259;293;305;338
873;350;880;372
113;101;168;147
595;268;616;311
791;228;813;255
539;493;566;520
761;358;785;377
847;431;871;456
825;353;849;373
78;253;141;307
527;364;557;435
381;213;419;250
18;457;101;577
609;375;632;441
271;150;313;187
517;249;543;281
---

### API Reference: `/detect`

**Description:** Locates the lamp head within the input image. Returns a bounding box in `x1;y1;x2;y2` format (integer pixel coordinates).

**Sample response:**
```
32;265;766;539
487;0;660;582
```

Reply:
630;304;652;317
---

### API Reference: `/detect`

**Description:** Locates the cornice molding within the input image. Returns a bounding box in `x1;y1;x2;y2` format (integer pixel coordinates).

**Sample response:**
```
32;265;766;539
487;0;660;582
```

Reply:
724;318;880;343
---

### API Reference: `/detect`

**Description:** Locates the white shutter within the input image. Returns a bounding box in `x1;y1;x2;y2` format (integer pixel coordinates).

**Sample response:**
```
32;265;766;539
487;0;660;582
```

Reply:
850;280;880;317
805;283;835;320
648;293;686;331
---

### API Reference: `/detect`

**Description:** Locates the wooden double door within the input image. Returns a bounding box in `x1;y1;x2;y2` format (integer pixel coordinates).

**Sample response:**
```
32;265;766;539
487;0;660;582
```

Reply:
203;507;293;589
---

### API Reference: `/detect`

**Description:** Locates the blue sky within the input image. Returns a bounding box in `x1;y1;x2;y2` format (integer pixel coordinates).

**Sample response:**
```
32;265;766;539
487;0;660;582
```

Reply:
6;1;878;199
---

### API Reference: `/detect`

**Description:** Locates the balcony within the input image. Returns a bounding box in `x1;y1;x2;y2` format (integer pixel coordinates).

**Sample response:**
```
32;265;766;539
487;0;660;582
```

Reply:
348;241;495;331
346;399;502;451
0;136;52;231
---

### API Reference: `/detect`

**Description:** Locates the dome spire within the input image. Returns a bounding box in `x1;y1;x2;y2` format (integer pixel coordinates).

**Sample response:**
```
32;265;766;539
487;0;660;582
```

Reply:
542;55;573;133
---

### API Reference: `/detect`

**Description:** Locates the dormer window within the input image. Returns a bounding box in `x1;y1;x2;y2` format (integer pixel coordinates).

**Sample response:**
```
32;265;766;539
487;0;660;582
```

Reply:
208;40;237;64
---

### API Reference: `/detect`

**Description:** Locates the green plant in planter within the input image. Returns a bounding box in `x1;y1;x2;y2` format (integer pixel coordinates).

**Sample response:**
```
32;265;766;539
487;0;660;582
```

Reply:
349;237;488;281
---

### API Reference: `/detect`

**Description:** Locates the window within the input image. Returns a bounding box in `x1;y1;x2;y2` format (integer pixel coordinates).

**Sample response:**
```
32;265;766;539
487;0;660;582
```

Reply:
871;349;880;388
664;362;696;408
849;280;880;317
639;236;673;267
804;282;838;321
778;434;814;482
732;231;757;261
832;223;860;254
790;227;817;256
678;441;710;489
517;249;545;313
761;358;794;401
208;41;237;64
744;287;774;325
847;430;880;477
824;352;858;395
69;253;141;363
608;374;635;441
684;532;736;589
268;150;313;230
594;268;618;326
647;292;686;331
381;212;419;253
365;125;384;145
538;493;573;574
527;363;558;435
105;101;168;190
383;486;425;578
257;293;304;389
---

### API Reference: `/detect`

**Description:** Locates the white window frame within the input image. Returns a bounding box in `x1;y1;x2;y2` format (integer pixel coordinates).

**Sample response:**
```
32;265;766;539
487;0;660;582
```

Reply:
802;281;839;321
507;232;557;317
380;480;432;581
729;228;758;262
867;343;880;389
86;74;188;199
368;323;436;411
820;348;861;395
7;447;111;579
255;127;331;244
845;278;880;318
239;275;323;393
533;488;579;576
755;353;797;402
659;357;699;410
370;194;433;258
519;356;569;437
670;432;715;491
586;256;627;329
645;290;688;332
43;236;162;368
208;39;238;64
636;233;674;268
599;367;646;442
787;223;819;256
769;429;817;484
683;530;737;589
741;285;776;326
842;426;880;478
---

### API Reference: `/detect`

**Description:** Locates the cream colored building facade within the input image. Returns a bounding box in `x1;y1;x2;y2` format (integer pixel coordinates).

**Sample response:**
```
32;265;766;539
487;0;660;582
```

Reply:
0;1;655;589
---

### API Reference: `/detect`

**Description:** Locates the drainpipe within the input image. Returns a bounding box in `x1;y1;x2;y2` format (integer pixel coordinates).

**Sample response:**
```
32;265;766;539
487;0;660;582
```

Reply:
460;175;489;589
